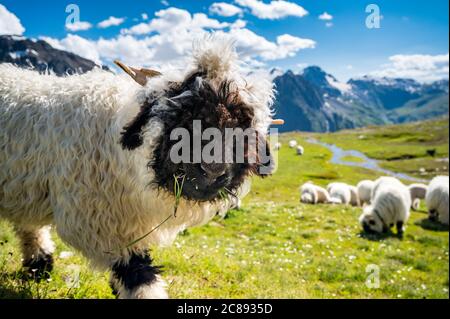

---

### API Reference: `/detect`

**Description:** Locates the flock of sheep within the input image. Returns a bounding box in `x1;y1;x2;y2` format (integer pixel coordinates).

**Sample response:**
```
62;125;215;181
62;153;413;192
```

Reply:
300;175;449;235
275;139;448;236
275;140;304;155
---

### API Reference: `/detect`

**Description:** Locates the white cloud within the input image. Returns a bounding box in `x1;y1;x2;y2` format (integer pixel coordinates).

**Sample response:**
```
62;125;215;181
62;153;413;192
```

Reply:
235;0;308;19
230;19;247;29
142;13;149;20
41;34;101;64
370;53;449;83
0;4;25;35
47;7;316;69
161;0;169;6
318;12;333;21
210;2;243;17
122;8;229;35
216;28;315;61
325;22;333;28
65;21;92;32
98;16;125;29
97;35;155;65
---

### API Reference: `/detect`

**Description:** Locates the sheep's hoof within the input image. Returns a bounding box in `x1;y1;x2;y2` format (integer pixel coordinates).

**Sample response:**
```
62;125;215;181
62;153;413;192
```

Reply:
23;253;54;281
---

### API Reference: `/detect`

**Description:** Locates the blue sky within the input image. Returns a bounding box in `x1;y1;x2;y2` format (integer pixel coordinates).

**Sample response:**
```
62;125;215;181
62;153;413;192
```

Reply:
0;0;448;82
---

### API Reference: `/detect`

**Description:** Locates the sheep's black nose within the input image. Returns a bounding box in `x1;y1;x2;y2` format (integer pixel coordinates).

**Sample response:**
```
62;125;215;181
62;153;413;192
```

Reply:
200;162;227;180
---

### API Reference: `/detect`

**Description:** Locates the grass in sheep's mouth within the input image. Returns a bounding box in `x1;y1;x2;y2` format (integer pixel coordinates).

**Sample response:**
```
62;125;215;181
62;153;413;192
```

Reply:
173;174;186;217
218;189;228;201
223;187;237;200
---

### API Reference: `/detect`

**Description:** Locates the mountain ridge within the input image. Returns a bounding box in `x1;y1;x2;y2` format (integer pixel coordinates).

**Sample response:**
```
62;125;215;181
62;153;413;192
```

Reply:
273;66;449;132
0;34;447;133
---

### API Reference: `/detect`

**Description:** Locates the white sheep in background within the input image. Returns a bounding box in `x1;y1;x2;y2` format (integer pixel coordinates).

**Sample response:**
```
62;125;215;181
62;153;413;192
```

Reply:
349;185;360;207
300;182;330;204
408;183;428;211
359;177;411;235
0;35;276;299
357;180;375;206
426;176;449;225
296;145;304;155
327;182;352;205
289;140;297;148
274;142;282;150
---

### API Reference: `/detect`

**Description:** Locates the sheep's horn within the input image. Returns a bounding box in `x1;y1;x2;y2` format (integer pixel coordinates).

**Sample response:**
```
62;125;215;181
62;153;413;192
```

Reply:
271;119;284;125
114;60;161;86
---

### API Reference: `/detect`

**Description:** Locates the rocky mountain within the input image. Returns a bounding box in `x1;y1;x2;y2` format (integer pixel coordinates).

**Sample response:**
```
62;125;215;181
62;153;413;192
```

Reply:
1;34;447;133
273;66;449;132
0;35;107;75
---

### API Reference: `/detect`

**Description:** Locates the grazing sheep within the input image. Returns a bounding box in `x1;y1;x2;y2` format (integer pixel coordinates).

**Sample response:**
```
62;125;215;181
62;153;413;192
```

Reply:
357;180;375;206
327;182;352;205
349;185;360;207
371;176;403;199
359;177;411;235
296;145;304;156
408;183;428;211
300;182;330;204
0;35;276;298
289;140;297;148
274;142;282;150
426;176;449;225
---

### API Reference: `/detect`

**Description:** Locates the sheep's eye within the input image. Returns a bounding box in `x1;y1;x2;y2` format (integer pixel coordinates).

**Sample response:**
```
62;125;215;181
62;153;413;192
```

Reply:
369;220;376;226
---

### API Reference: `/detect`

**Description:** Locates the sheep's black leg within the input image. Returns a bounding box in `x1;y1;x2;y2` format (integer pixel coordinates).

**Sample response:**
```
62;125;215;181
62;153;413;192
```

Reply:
110;251;168;299
396;221;404;238
15;226;55;280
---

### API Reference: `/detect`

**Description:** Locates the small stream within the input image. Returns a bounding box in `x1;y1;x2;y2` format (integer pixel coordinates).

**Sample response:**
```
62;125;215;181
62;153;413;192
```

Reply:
307;138;428;183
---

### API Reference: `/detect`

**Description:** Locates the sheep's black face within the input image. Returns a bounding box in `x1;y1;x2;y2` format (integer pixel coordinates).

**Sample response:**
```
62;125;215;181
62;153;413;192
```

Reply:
360;210;385;234
121;72;274;201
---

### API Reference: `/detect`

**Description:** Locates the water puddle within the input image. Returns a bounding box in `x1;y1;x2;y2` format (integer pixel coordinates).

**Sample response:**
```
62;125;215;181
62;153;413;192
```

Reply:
307;138;428;183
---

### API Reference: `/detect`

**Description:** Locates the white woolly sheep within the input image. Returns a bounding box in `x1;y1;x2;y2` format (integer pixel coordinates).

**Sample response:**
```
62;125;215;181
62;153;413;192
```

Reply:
274;142;282;150
0;35;276;299
408;183;428;211
300;182;330;204
349;185;360;207
296;145;304;155
327;182;352;205
359;177;411;235
289;140;297;148
357;180;375;206
426;176;449;225
371;176;404;199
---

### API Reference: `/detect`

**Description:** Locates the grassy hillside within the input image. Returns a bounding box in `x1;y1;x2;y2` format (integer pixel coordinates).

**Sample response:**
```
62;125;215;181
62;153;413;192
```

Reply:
313;117;449;180
0;119;448;299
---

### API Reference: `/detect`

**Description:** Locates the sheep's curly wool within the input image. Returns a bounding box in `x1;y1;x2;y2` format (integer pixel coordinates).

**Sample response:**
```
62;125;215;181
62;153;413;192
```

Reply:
327;182;352;205
408;183;428;211
300;182;330;204
359;177;411;234
0;35;275;297
425;176;449;225
357;180;375;206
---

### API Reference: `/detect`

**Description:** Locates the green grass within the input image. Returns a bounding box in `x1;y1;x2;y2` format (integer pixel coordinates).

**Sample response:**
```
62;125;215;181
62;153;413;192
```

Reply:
340;155;365;163
0;119;448;299
311;117;449;180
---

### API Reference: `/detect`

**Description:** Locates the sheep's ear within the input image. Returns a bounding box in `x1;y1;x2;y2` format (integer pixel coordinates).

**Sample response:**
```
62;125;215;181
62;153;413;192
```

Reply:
114;60;161;86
